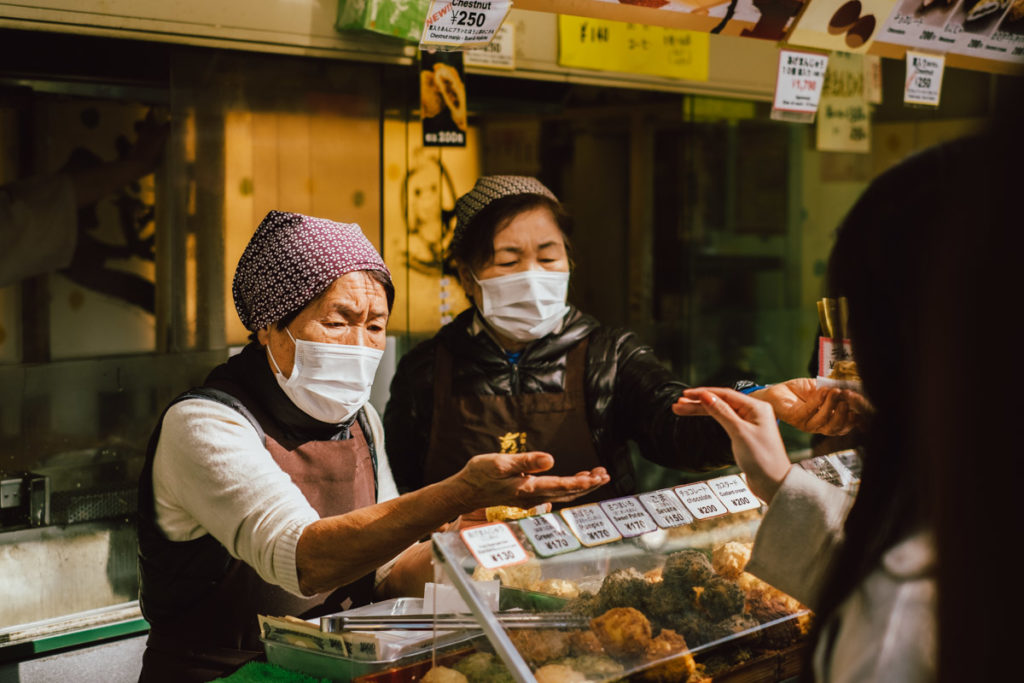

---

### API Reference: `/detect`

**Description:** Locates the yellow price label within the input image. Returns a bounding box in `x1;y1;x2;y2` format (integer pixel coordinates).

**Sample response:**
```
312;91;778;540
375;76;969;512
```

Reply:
558;16;709;82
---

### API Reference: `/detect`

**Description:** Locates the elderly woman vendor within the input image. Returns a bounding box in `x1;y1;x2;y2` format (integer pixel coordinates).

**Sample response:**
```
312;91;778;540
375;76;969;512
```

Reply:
136;211;609;682
384;176;860;500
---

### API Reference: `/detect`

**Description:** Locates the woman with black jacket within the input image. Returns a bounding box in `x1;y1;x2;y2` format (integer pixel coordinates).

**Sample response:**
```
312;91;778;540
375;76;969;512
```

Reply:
383;176;858;500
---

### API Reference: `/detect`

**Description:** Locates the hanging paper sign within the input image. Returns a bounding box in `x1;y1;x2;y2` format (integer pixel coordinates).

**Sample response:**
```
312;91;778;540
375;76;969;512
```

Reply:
420;0;512;50
904;50;945;106
708;475;763;512
675;482;727;519
557;16;710;82
787;0;899;53
599;497;659;538
420;51;468;147
771;49;829;123
864;54;884;104
637;489;694;528
461;522;529;569
816;52;871;153
560;504;622;547
464;22;515;69
518;513;581;558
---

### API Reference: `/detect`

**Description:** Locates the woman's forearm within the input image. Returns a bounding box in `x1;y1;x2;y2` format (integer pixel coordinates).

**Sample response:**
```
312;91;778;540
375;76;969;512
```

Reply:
294;476;475;595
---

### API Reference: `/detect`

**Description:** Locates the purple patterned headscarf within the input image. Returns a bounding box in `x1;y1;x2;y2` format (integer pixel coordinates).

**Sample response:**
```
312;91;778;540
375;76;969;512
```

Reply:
233;210;391;331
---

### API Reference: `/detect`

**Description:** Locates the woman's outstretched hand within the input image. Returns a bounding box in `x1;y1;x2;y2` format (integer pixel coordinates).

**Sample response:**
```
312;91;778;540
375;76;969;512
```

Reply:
675;388;791;504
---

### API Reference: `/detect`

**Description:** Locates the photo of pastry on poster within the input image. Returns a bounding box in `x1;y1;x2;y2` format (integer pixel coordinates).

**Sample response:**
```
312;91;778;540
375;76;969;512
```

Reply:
880;0;1024;62
420;51;468;147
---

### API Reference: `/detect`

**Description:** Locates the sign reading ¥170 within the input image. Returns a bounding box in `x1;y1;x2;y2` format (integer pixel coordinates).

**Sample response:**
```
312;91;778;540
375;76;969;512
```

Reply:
557;16;709;82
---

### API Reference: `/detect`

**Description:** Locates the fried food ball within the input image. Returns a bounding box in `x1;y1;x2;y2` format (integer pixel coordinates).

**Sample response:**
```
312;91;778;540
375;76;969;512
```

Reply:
635;629;698;682
711;542;752;580
508;628;570;666
533;664;587;683
644;580;698;626
596;567;653;612
568;629;605;656
564;591;601;618
662;611;714;648
748;602;812;650
737;572;805;616
554;654;624;678
590;607;653;659
421;665;469;683
452;652;495;681
662;550;714;592
710;613;761;643
536;578;580;599
697;577;747;622
495;558;542;591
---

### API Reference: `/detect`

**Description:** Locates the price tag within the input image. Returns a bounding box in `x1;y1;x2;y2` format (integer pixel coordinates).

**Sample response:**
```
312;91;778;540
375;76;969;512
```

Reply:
518;513;581;558
421;0;512;51
800;455;844;487
772;49;829;123
674;482;727;519
599;497;659;538
463;22;515;70
460;522;528;569
560;504;622;547
708;475;762;512
638;489;695;528
904;51;944;107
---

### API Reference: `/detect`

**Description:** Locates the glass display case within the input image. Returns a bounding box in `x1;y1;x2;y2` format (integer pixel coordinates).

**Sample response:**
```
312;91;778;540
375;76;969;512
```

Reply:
421;453;860;683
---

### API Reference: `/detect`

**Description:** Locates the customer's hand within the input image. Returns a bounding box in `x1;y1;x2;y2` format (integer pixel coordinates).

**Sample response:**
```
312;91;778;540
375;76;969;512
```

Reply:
453;452;609;512
678;388;791;504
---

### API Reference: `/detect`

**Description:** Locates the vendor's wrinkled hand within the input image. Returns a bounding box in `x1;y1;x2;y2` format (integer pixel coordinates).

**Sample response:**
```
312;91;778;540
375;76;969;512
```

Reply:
454;452;609;511
682;388;791;504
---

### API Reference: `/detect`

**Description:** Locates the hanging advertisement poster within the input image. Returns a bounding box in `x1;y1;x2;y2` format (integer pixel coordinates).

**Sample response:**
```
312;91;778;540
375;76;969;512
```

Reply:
878;0;1024;63
420;51;468;147
817;52;872;152
787;0;900;53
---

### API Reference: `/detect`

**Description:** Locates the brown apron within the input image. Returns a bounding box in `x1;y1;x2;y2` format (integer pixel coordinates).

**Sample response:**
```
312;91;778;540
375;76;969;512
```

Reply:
140;415;377;683
424;338;604;505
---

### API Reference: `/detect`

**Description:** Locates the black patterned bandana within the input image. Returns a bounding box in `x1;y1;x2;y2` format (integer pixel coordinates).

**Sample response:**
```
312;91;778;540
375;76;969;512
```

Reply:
451;176;557;255
232;210;390;331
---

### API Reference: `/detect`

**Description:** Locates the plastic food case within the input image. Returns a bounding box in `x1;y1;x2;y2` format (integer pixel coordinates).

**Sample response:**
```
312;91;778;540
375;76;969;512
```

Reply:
426;453;861;683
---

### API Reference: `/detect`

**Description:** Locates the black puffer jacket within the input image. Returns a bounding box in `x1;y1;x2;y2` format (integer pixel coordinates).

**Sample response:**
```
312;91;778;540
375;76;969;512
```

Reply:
383;307;733;496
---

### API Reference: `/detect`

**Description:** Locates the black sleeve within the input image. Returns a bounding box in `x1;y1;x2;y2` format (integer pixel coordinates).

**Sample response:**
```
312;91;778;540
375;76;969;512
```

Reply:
608;331;734;471
382;341;437;493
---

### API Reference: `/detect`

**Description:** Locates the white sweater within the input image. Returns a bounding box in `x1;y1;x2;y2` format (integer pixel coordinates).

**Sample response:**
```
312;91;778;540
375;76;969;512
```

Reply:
152;399;399;597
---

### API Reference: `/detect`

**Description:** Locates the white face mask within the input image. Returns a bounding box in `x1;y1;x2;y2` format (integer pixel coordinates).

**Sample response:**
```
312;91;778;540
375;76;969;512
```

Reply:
474;269;570;343
266;328;383;424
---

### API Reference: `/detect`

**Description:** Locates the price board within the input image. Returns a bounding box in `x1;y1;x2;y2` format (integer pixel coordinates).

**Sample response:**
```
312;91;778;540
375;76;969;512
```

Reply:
518;513;581;558
560;504;622;547
460;522;529;569
637;489;695;528
707;475;762;512
675;482;727;520
599;497;659;538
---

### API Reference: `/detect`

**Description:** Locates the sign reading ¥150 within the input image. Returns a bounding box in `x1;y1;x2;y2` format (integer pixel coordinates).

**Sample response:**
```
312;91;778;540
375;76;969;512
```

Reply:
558;15;710;82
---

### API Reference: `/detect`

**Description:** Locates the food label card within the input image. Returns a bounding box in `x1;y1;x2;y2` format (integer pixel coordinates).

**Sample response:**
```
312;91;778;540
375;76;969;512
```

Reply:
675;482;727;519
518;513;581;558
637;489;694;528
904;51;945;106
560;504;622;547
772;50;829;122
461;522;528;569
599;497;659;538
708;475;762;512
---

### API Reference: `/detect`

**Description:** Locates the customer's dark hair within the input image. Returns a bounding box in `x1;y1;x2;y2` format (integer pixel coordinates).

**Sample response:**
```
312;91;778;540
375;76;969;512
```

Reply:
443;193;574;275
807;105;1020;682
